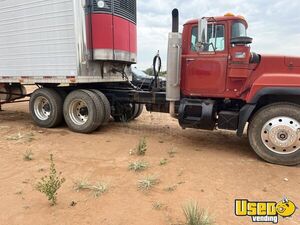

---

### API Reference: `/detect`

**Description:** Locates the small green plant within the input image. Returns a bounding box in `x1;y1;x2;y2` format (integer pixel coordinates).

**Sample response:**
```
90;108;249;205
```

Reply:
159;158;168;166
136;137;147;156
23;150;33;161
129;161;148;172
183;201;215;225
74;180;108;197
36;154;65;206
138;176;159;191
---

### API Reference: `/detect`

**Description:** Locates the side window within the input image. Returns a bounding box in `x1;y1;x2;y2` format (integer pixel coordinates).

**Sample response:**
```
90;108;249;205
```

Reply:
208;25;225;51
190;27;198;52
190;24;225;52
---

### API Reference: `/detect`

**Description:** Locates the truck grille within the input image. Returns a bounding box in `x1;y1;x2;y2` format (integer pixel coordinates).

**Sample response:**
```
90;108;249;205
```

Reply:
92;0;136;24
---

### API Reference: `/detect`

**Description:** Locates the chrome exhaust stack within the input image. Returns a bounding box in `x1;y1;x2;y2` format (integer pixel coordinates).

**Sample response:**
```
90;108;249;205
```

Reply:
167;9;182;118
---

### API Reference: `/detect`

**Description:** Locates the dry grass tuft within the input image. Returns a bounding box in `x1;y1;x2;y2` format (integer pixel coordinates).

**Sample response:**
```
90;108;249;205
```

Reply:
183;201;215;225
74;180;108;197
138;176;159;191
129;161;148;172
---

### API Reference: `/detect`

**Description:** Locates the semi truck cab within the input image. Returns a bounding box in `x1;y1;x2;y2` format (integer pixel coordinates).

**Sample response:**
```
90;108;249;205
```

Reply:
166;10;300;166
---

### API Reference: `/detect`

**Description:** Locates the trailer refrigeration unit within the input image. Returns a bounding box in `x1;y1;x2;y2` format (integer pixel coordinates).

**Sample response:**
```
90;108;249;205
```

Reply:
0;0;300;166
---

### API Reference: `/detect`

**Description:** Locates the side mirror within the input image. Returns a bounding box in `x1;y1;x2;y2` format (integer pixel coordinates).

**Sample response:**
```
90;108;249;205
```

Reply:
198;18;208;46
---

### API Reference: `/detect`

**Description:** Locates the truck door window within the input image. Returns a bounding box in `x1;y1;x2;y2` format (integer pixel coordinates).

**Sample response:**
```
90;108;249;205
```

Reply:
190;25;225;52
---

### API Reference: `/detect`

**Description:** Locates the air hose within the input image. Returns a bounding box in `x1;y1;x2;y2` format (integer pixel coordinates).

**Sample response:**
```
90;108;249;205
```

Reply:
152;51;162;89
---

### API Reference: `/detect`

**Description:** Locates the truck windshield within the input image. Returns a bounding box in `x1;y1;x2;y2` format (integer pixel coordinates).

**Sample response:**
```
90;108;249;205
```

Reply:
232;22;247;38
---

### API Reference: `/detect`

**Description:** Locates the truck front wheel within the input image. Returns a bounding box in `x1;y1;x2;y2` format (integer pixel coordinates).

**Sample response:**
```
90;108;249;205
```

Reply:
29;88;63;128
248;103;300;166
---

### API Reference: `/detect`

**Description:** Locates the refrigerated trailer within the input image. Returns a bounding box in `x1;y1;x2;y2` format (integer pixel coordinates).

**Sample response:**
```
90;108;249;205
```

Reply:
0;0;136;84
1;1;300;166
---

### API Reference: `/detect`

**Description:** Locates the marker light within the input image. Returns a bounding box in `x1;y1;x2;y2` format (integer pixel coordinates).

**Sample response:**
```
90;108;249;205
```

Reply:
224;12;235;17
97;0;105;8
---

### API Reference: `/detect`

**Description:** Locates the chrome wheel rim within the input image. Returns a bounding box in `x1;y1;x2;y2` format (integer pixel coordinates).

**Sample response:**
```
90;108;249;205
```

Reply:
34;96;51;121
261;117;300;154
69;99;88;125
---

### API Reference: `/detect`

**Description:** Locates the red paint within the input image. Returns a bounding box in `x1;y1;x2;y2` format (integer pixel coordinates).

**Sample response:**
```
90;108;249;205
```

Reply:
91;14;114;50
181;16;300;102
89;13;137;59
113;16;130;52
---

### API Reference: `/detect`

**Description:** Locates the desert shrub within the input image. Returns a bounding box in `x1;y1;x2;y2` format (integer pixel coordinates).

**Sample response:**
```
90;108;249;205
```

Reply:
136;137;147;156
36;154;65;205
183;201;215;225
138;176;159;191
129;161;148;172
74;180;108;197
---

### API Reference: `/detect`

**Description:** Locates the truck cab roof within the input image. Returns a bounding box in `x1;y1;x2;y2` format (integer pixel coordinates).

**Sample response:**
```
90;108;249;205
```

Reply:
184;14;248;28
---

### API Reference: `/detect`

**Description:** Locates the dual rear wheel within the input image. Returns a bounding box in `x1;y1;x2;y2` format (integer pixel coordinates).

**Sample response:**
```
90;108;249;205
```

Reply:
29;88;111;133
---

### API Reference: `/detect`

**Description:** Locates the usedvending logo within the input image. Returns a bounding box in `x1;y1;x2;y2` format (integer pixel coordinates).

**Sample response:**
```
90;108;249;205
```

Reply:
235;197;297;224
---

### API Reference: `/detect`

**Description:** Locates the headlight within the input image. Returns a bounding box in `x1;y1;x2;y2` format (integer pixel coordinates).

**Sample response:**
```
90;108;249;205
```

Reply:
97;0;105;8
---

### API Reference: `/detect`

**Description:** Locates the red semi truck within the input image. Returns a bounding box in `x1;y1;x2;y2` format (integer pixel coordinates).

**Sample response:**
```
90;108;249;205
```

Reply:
0;0;300;166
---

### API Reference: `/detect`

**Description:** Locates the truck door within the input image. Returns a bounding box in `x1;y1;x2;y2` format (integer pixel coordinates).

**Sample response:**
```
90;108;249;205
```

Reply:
181;23;228;96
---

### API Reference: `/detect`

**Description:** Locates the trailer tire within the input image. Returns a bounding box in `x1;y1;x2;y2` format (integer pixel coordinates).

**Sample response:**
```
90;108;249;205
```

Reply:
29;88;63;128
248;102;300;166
63;89;104;133
90;89;111;125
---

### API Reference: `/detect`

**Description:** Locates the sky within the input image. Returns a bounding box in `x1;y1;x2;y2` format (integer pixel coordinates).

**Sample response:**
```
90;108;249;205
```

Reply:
136;0;300;70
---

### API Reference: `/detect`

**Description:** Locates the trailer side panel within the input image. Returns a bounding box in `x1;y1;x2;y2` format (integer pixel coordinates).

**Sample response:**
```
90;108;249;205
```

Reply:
0;0;77;78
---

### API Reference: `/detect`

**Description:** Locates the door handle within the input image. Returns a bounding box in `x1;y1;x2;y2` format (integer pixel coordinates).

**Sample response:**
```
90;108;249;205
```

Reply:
186;58;196;62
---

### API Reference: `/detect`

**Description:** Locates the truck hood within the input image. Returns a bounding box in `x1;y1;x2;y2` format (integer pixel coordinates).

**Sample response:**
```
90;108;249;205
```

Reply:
284;56;300;67
258;55;300;72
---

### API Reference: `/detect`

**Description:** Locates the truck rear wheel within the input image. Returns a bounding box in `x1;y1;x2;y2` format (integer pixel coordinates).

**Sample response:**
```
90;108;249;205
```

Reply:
248;103;300;166
29;88;63;128
63;89;104;133
90;89;111;125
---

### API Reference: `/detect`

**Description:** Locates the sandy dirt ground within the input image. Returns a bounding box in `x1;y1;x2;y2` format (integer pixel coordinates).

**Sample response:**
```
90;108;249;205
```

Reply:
0;98;299;225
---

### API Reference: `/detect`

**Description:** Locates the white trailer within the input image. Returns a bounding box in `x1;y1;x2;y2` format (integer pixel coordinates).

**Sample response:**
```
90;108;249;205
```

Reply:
0;0;140;133
0;0;132;84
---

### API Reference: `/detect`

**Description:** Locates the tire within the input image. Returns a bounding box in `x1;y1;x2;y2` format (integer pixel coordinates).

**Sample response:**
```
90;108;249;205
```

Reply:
133;104;144;119
90;89;111;125
113;103;137;122
63;89;104;133
248;102;300;166
29;88;63;128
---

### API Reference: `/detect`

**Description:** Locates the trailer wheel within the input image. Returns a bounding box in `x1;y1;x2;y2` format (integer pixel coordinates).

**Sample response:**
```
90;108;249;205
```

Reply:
29;88;63;128
248;102;300;166
90;89;111;125
63;89;104;133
